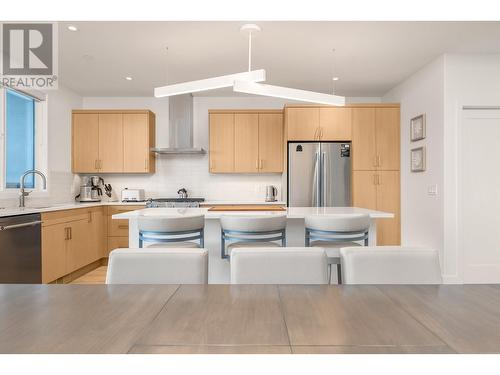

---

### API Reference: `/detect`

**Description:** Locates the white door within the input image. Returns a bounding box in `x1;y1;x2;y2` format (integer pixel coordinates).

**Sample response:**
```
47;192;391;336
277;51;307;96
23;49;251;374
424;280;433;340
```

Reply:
460;109;500;283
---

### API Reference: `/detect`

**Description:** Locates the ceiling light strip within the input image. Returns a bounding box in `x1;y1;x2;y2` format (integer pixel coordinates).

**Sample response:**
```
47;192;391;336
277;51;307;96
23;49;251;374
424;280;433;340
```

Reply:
154;69;266;98
233;81;345;106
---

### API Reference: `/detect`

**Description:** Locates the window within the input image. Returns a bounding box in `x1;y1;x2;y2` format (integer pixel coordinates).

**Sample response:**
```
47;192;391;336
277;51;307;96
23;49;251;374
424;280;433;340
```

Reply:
5;89;36;188
1;87;46;194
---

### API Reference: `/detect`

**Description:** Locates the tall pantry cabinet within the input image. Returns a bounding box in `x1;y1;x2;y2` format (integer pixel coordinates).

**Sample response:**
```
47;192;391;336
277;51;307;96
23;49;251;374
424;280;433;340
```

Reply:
351;106;400;245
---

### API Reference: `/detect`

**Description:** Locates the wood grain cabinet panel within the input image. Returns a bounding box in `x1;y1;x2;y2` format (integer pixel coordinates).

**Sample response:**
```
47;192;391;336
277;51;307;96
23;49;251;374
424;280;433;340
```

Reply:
352;108;377;170
209;113;235;173
72;113;99;173
286;107;320;141
123;113;149;173
258;113;283;173
234;114;259;173
98;113;124;172
375;108;400;171
41;223;69;283
319;107;352;141
376;171;401;245
352;171;378;210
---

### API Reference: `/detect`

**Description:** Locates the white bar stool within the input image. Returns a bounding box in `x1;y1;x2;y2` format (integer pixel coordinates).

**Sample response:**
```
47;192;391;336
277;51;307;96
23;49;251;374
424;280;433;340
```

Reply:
220;215;287;259
106;248;208;284
340;246;442;284
305;214;370;284
138;215;205;248
230;247;329;284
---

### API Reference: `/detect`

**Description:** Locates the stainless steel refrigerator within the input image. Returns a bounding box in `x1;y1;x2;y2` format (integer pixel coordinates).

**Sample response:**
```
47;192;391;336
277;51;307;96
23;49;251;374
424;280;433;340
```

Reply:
288;142;351;207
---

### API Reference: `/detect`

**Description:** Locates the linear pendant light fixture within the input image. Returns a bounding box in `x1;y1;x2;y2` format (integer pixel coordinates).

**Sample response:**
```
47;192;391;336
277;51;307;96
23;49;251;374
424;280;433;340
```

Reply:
154;24;345;106
233;81;345;106
154;69;266;97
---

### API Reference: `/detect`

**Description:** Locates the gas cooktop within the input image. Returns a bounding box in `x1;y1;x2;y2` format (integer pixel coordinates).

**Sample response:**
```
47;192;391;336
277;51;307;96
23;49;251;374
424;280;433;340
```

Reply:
146;198;205;208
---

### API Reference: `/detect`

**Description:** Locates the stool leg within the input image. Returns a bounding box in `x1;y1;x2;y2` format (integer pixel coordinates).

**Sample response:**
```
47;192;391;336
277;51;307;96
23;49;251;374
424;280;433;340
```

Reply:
337;264;342;285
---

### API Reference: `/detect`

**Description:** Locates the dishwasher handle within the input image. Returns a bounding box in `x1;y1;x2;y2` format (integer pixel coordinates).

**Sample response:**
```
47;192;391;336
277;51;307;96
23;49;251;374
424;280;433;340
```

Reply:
0;220;43;231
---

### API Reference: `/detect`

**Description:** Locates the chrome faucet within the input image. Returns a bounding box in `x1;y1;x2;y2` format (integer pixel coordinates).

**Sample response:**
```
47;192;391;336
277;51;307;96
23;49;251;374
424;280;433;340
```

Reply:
19;169;47;208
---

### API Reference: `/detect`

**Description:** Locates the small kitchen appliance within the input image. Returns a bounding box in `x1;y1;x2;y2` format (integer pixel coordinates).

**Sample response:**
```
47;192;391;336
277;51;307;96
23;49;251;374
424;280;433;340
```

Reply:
121;188;146;202
265;185;278;202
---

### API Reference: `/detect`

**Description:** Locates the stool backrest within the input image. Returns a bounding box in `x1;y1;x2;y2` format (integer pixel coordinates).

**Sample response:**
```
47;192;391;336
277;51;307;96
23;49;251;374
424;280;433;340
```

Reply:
305;214;370;232
106;248;208;284
220;215;286;232
340;246;442;284
230;247;329;284
138;215;205;232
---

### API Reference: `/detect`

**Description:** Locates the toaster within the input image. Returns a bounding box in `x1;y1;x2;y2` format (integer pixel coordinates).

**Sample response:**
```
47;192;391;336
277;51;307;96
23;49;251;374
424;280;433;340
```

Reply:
121;188;145;202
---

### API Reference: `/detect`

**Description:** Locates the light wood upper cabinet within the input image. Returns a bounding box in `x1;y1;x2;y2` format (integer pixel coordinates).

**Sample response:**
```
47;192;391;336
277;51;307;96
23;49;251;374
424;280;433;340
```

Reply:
209;110;283;174
319;107;352;141
72;110;156;174
286;107;320;140
234;114;259;172
375;108;400;170
352;108;377;170
259;113;283;173
98;113;123;172
72;113;99;173
209;113;235;173
352;107;400;171
123;113;155;173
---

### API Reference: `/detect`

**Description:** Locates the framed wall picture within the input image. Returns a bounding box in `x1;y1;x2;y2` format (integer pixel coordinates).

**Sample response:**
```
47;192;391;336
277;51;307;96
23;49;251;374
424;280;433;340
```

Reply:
410;114;426;141
411;146;426;172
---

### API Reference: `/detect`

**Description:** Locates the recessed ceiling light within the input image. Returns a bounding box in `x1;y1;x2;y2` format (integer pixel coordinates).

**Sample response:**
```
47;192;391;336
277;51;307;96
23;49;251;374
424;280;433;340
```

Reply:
67;25;78;32
125;76;133;81
332;77;340;81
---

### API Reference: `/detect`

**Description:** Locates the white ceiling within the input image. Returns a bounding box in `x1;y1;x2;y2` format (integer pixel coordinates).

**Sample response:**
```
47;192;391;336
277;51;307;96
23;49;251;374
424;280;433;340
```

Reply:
59;21;500;97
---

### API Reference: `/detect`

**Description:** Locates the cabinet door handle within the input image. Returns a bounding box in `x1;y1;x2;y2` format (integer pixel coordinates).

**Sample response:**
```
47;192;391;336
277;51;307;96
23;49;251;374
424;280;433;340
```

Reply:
377;174;381;185
88;212;92;223
118;225;128;229
64;227;69;240
94;160;98;170
259;159;263;170
145;158;148;171
377;155;381;167
320;127;324;140
68;227;72;240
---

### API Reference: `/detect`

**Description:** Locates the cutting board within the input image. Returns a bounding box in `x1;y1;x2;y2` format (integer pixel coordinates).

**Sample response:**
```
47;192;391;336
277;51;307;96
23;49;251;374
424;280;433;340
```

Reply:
207;205;286;212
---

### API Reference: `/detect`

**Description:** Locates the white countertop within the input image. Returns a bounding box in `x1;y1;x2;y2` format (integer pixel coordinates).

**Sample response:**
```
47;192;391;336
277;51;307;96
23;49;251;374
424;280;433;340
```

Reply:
0;200;286;218
112;207;394;220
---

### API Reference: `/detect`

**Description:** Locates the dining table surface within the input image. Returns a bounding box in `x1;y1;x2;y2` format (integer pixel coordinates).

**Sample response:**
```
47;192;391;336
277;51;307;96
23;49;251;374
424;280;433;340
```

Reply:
1;284;500;354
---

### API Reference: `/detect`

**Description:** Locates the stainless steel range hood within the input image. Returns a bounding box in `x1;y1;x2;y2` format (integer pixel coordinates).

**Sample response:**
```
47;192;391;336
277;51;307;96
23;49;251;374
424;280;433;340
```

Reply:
151;94;206;154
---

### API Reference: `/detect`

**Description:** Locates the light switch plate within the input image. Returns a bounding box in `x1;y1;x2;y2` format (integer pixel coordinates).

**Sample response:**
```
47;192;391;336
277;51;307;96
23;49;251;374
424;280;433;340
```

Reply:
428;184;438;196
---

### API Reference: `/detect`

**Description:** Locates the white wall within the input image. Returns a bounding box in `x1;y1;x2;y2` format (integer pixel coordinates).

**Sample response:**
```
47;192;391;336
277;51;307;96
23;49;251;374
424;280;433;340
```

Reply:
383;53;500;283
383;56;446;273
442;54;500;282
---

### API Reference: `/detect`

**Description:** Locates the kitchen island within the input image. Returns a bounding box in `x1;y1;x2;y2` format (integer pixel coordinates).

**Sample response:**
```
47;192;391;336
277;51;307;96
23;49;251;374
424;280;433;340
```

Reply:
113;207;393;283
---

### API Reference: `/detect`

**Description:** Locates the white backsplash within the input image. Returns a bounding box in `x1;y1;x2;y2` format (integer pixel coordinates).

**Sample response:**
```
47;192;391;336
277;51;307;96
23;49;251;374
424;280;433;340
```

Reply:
76;154;283;202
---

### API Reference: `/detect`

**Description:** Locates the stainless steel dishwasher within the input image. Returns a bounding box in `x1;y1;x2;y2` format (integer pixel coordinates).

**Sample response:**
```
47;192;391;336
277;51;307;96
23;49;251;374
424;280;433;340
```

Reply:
0;213;42;283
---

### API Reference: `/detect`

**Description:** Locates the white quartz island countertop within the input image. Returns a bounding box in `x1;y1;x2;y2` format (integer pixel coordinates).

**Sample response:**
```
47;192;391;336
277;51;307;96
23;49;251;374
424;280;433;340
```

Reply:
112;206;393;220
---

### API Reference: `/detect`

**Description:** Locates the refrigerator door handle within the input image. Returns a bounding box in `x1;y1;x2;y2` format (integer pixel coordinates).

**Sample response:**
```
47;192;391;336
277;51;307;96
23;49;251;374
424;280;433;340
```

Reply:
321;151;326;207
312;152;320;207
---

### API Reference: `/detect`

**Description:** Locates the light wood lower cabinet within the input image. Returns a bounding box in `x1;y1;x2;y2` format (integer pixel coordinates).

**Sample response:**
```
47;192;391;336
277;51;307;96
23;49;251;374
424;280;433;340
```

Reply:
105;205;144;257
41;207;104;283
352;170;400;245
